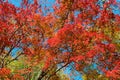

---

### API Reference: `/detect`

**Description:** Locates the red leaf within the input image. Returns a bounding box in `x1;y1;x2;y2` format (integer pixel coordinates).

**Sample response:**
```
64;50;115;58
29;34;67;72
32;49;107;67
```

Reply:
70;55;84;62
48;37;61;47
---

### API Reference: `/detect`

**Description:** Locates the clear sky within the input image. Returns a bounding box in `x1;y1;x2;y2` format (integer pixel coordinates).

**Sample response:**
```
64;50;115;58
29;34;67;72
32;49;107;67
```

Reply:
8;0;22;7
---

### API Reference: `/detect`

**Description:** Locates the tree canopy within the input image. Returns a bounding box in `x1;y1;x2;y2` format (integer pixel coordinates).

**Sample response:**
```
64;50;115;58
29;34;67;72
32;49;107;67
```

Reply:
0;0;120;80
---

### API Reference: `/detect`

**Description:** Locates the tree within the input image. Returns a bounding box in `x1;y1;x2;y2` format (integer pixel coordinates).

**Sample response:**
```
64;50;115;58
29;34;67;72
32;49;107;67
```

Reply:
0;0;120;80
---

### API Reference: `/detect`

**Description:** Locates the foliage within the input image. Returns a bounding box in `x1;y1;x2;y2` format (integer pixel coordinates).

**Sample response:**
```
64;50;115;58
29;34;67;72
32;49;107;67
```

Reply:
0;0;120;80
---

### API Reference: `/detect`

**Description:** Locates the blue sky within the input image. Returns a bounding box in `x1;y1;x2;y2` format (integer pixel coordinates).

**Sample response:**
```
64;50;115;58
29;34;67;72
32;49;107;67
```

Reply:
8;0;55;15
64;63;83;80
8;0;22;7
